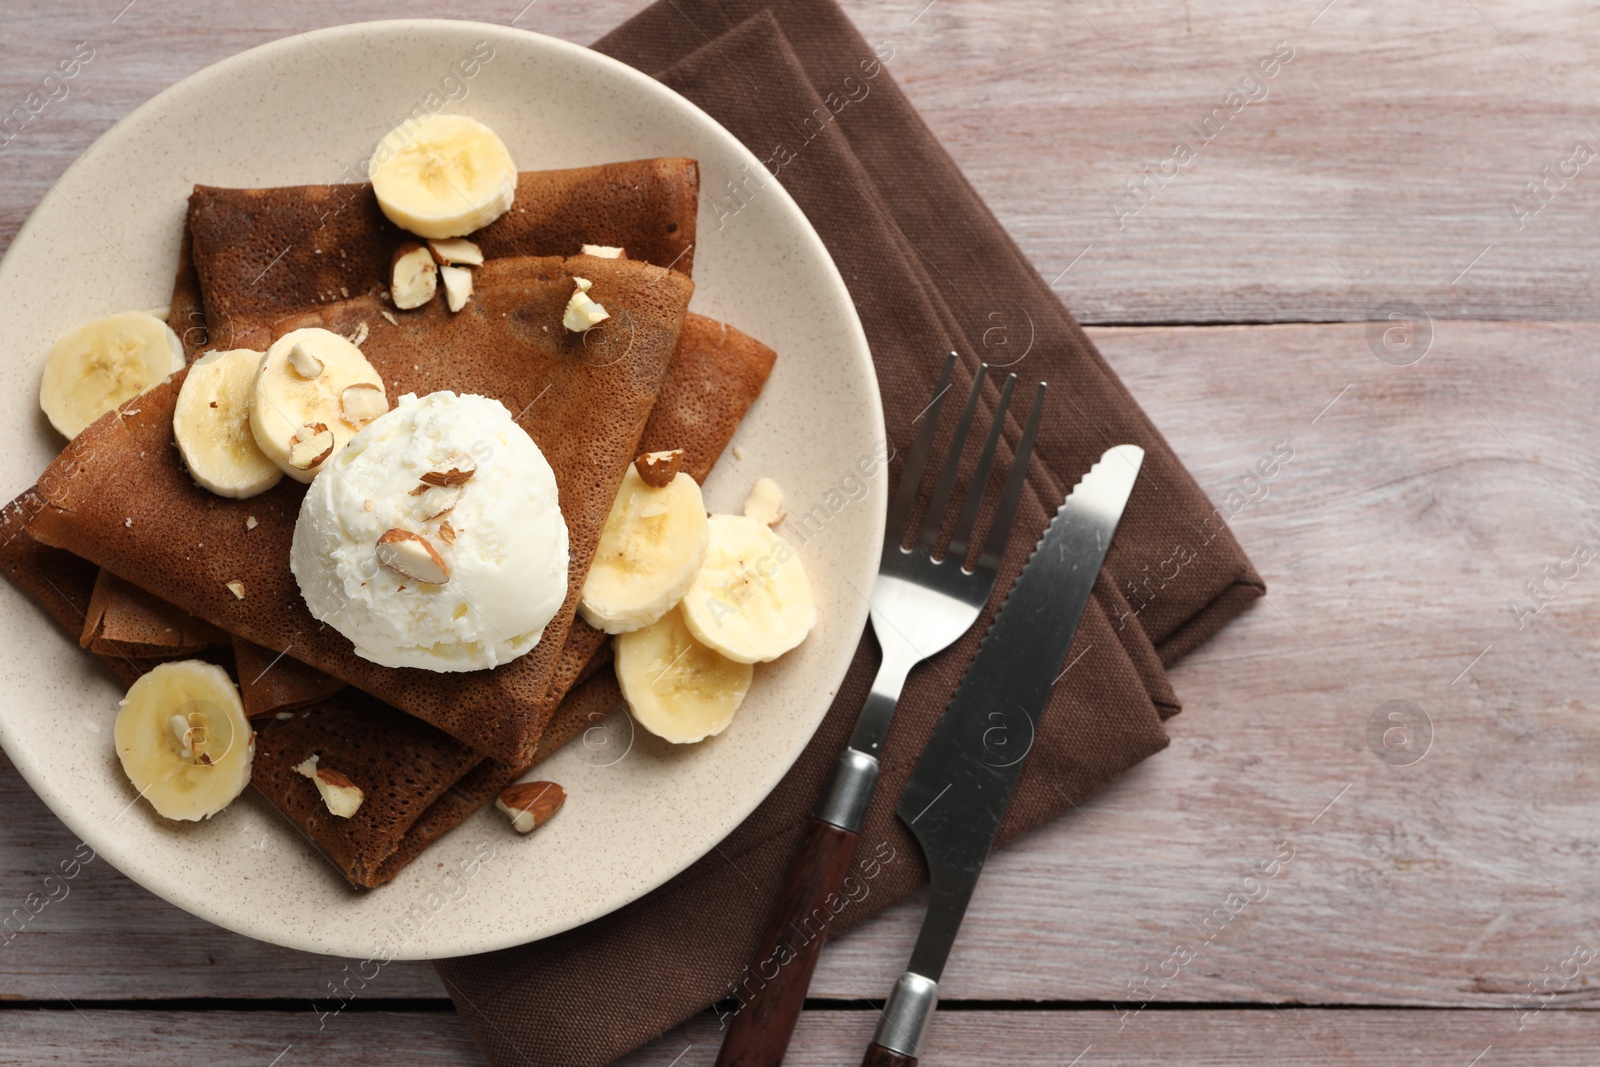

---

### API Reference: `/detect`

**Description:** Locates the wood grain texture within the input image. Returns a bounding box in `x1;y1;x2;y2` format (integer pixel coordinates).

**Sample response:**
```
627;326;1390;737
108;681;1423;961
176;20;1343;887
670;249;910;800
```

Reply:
9;1008;1600;1066
0;1009;484;1065
602;1008;1600;1065
3;0;1598;326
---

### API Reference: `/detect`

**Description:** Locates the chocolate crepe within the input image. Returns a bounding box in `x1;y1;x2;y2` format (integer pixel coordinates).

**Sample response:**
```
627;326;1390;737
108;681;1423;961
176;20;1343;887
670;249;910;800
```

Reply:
187;159;698;349
433;4;1262;1065
251;688;487;888
0;488;189;686
80;569;225;658
29;254;693;764
232;635;345;718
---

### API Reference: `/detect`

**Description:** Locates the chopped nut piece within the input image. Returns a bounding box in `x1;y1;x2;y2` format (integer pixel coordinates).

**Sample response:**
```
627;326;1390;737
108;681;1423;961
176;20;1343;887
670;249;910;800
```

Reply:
287;423;335;471
438;520;457;544
225;580;246;600
420;458;476;487
287;341;324;379
340;382;388;426
294;755;364;818
580;243;625;259
634;449;685;488
245;515;258;530
743;477;786;527
427;237;484;266
390;242;438;309
375;529;449;585
380;310;399;327
363;499;375;511
495;781;566;834
440;264;473;312
416;484;462;520
563;278;610;332
343;321;370;347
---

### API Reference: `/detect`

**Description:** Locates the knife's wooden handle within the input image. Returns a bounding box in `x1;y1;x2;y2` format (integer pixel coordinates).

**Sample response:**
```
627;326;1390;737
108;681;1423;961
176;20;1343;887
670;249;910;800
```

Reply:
714;815;860;1067
861;1043;918;1067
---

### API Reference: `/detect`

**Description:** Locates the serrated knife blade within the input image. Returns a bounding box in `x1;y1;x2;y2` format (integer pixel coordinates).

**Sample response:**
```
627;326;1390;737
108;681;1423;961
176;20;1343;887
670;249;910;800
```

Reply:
865;443;1144;1065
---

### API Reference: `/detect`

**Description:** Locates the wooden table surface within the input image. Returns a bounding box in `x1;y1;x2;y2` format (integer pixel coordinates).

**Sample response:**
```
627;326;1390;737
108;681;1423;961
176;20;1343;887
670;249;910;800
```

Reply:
4;0;1598;1062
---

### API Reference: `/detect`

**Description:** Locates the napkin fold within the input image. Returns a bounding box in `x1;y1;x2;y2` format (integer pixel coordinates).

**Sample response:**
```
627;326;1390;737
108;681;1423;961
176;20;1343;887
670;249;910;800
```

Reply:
435;2;1262;1062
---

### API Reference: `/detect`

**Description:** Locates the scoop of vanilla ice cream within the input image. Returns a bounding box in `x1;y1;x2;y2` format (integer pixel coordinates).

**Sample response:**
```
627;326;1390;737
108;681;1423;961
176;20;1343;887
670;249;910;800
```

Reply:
291;391;569;672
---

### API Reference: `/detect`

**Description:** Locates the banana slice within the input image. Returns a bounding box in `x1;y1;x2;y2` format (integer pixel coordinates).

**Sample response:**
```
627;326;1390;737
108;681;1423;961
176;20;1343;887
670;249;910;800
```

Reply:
40;311;185;438
680;514;816;664
615;608;753;744
579;465;709;634
113;660;255;821
250;328;388;483
173;348;282;498
368;114;516;239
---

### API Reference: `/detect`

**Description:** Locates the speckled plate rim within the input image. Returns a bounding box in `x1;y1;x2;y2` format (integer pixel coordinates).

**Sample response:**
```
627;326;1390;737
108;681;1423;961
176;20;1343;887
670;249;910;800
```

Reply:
0;19;883;959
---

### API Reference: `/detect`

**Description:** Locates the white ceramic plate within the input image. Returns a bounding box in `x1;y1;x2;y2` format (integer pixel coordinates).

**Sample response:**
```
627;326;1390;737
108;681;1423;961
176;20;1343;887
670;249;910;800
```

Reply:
0;20;883;959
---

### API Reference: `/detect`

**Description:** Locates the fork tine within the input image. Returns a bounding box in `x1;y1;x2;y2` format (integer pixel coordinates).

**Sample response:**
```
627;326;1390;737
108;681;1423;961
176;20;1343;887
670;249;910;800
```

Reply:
917;363;988;553
946;371;1016;566
976;381;1046;576
885;352;956;547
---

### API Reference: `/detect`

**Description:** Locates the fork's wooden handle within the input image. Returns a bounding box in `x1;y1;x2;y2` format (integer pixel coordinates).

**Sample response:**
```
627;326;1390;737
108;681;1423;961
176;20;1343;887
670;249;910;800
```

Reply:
861;1044;918;1067
714;815;860;1067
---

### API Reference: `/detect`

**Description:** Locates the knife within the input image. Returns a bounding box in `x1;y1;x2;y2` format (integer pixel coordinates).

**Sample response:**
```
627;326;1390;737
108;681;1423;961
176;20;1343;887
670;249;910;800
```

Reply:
860;443;1144;1067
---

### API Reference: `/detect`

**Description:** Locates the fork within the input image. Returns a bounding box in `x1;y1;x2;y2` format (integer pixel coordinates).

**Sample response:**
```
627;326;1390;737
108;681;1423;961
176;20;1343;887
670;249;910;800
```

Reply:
714;354;1045;1067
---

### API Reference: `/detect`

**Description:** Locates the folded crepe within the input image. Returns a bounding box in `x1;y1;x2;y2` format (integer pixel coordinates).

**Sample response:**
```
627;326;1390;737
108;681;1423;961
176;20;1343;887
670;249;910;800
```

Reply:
245;313;775;885
232;634;344;718
0;488;188;687
251;688;488;888
81;569;225;658
29;254;694;764
187;159;699;349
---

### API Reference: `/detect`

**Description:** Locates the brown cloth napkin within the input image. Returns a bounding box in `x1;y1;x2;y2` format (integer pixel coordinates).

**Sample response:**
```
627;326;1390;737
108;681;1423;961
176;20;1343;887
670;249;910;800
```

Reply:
434;2;1263;1062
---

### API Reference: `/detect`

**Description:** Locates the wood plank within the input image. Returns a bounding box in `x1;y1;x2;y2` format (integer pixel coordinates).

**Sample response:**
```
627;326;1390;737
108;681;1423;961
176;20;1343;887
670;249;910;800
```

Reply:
9;1007;1590;1066
0;1009;484;1065
4;320;1596;1011
620;1009;1600;1064
3;0;1598;324
622;1009;1600;1064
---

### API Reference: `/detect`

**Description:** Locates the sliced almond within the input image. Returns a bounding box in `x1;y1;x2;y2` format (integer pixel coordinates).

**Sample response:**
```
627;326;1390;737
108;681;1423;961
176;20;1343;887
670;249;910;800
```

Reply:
340;382;388;426
494;780;566;834
581;244;625;259
427;237;484;266
420;458;476;487
634;448;684;488
287;342;324;379
440;264;473;313
287;423;335;471
416;484;462;520
375;528;449;585
391;241;438;310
